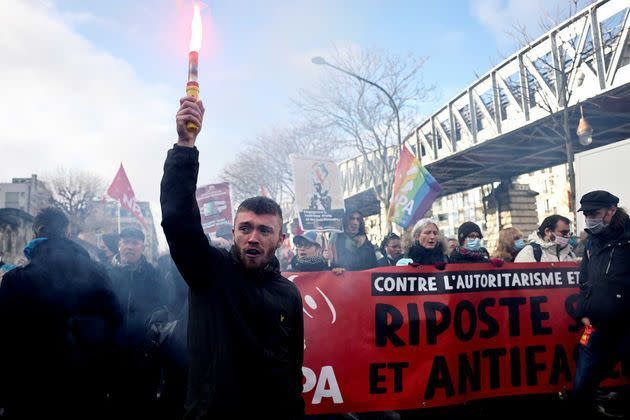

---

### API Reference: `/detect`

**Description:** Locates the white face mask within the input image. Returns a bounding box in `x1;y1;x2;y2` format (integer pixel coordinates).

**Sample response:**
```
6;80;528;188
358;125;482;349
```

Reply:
554;235;569;249
585;218;607;235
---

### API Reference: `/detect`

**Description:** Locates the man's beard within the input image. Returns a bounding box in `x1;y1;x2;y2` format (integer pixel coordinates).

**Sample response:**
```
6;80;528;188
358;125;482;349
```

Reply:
235;243;276;271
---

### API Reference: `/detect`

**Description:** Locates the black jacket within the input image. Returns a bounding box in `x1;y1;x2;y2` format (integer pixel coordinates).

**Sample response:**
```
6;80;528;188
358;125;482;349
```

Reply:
161;145;304;419
449;246;490;264
0;238;122;418
107;255;166;349
407;242;447;265
333;233;377;271
577;217;630;329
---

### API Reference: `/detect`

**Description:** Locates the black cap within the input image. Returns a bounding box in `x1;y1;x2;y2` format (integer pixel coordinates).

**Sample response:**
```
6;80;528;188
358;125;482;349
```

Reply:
119;227;145;242
578;190;619;212
457;221;483;245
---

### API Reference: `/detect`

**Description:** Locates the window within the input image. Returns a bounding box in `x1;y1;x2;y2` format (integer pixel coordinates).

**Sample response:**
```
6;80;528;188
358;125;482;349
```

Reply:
5;192;20;209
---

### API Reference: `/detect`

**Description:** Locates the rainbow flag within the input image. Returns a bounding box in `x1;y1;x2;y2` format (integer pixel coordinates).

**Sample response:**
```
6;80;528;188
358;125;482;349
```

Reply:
388;146;442;229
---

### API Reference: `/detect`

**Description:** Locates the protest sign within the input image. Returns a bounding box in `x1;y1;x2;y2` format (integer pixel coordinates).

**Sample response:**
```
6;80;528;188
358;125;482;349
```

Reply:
195;182;233;235
288;262;628;414
291;155;345;232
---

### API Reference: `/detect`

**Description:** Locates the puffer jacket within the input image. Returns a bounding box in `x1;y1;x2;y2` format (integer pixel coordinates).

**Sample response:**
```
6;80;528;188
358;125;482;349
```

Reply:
576;217;630;329
514;232;576;262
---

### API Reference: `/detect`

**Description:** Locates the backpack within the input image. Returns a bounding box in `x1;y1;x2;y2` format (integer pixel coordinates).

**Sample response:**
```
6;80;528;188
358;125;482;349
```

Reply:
530;243;543;262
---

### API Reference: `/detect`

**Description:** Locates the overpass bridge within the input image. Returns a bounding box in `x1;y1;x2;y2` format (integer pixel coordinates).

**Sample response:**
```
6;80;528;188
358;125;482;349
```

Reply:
340;0;630;210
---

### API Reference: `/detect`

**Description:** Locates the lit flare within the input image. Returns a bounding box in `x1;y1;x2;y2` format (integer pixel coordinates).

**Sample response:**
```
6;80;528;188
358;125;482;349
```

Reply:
186;3;203;132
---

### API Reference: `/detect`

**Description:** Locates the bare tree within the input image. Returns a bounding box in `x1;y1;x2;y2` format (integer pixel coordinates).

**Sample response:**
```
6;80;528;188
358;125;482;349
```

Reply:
221;123;341;206
45;168;105;236
294;47;435;228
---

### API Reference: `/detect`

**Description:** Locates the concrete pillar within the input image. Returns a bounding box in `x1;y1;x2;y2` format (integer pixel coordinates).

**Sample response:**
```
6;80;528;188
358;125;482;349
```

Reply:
484;181;539;253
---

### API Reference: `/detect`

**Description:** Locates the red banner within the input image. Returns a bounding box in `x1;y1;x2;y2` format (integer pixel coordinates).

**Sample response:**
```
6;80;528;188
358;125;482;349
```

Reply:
195;182;232;235
288;262;628;415
106;164;147;229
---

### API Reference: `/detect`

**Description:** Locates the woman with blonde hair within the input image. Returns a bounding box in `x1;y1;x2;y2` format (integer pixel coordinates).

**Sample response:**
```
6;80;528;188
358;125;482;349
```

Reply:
492;226;525;262
407;218;447;265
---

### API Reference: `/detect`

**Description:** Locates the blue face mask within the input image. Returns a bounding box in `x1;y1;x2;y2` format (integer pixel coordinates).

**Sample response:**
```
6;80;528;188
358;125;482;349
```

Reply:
513;239;526;251
465;237;481;251
23;237;48;260
568;236;578;249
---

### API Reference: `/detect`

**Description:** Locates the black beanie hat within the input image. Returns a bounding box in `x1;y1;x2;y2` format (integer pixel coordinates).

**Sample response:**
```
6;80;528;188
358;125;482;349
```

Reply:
457;221;483;245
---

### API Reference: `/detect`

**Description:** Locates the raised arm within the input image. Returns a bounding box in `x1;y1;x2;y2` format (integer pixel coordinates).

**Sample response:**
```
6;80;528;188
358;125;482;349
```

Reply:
160;97;223;289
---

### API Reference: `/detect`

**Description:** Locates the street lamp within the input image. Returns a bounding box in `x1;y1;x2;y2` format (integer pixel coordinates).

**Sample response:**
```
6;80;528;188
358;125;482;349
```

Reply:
576;104;593;146
311;56;403;150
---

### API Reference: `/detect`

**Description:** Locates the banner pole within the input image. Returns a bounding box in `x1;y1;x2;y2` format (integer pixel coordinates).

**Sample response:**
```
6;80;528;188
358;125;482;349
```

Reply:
117;201;121;234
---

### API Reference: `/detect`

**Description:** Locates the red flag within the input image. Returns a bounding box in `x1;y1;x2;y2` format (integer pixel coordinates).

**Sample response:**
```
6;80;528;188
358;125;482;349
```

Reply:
107;164;147;229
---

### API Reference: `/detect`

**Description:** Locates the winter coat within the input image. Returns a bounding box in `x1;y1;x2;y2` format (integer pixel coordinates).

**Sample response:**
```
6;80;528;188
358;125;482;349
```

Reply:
106;255;167;414
407;242;447;265
0;238;122;419
514;232;577;263
161;145;305;419
107;255;166;349
332;232;377;271
576;217;630;330
449;246;490;264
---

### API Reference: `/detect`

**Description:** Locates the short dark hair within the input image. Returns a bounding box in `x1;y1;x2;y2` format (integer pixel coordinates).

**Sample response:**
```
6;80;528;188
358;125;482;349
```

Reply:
236;196;283;226
380;233;401;253
538;214;571;237
33;207;69;239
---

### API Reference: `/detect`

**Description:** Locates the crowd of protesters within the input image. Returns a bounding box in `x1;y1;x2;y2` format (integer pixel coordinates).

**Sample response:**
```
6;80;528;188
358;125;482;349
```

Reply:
279;210;584;273
1;191;626;418
0;92;626;420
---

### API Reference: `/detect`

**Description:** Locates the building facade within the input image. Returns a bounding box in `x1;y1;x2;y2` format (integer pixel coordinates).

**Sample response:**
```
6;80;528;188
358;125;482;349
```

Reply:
0;175;53;215
0;175;53;264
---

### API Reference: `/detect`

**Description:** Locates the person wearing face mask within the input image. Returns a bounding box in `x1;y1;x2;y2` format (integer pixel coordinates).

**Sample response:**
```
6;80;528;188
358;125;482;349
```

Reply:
449;221;490;264
407;218;447;265
492;227;525;263
514;215;576;263
569;191;630;419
